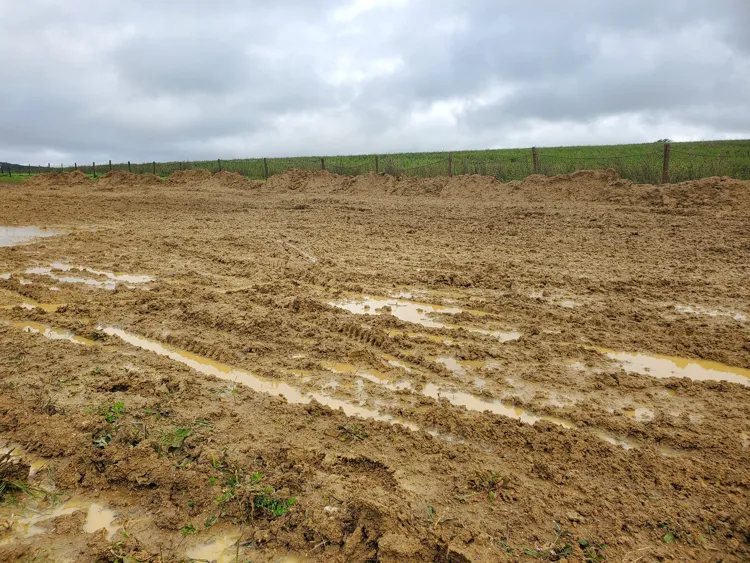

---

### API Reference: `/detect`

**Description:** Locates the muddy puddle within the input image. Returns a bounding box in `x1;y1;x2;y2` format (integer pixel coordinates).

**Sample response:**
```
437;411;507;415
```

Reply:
422;383;575;428
185;534;242;563
331;295;520;341
599;347;750;386
8;321;95;346
0;226;64;247
0;500;120;546
0;291;63;313
102;327;419;430
25;262;153;290
321;361;412;391
675;304;747;322
430;356;500;376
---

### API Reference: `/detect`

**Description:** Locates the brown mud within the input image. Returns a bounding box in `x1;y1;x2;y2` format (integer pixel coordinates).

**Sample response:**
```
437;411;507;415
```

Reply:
0;169;748;562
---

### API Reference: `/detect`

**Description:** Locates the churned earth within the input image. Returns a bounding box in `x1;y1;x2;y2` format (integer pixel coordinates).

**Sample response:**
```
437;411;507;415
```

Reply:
0;168;748;562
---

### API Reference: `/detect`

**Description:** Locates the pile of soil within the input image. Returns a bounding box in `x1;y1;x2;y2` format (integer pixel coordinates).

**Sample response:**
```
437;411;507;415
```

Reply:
164;169;213;185
25;171;91;188
96;170;161;188
213;171;263;189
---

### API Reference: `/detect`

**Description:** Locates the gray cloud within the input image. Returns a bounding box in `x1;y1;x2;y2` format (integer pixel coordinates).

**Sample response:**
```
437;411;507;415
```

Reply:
0;0;748;165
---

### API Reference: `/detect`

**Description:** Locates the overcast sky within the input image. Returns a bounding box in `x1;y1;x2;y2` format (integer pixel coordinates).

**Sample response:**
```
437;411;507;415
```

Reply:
2;0;749;165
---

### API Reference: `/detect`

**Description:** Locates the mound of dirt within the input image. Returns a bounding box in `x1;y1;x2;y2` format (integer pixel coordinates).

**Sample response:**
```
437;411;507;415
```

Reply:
213;171;263;189
260;167;750;209
96;170;162;188
26;171;92;189
165;169;213;185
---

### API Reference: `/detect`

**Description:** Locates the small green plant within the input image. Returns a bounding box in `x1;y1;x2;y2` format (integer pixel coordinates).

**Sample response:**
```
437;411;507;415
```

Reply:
204;514;217;528
160;427;192;451
253;487;296;518
104;402;125;424
92;366;104;375
468;470;515;502
579;539;606;561
181;523;197;536
93;432;112;448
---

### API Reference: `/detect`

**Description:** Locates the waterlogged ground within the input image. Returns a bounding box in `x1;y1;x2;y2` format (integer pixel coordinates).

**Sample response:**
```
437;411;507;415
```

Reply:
0;169;748;562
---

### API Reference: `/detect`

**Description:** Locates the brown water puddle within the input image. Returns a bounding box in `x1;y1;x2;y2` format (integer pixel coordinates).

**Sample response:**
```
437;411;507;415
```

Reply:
429;356;501;376
597;347;750;387
321;361;412;391
9;321;95;346
387;329;454;345
623;407;656;422
675;304;746;322
0;289;63;313
0;226;65;248
25;262;153;290
331;295;520;341
0;500;119;546
422;383;576;429
186;533;242;562
102;328;419;430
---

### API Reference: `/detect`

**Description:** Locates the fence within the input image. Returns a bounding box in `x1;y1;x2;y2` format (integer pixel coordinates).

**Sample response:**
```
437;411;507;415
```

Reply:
3;142;750;184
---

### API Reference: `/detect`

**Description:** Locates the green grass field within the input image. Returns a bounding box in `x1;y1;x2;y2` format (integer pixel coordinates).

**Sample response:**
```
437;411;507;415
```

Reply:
4;140;749;184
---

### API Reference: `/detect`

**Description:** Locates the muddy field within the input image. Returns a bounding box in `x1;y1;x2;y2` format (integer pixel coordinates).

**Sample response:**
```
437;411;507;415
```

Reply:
0;168;748;562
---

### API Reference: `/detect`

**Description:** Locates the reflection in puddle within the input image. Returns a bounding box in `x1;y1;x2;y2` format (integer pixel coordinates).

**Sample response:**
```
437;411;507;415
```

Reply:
102;328;418;430
431;356;500;376
331;295;461;328
675;304;746;322
0;227;64;247
321;361;412;391
10;321;94;346
623;407;655;422
331;295;520;341
0;500;120;545
185;534;242;563
422;383;575;429
0;443;48;478
25;262;153;290
0;299;62;313
599;348;750;386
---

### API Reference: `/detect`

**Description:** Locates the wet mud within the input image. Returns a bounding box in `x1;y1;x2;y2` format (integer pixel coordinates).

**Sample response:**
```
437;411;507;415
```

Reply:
0;169;748;562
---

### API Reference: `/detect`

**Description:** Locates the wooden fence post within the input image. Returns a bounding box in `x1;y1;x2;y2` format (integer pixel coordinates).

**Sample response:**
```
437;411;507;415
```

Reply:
448;152;453;177
48;163;51;172
109;159;112;172
74;163;77;171
152;161;156;175
375;155;379;174
93;162;96;177
321;158;325;171
179;161;182;171
28;164;31;175
218;159;221;172
128;161;131;173
60;164;63;173
661;143;671;184
532;147;540;174
263;158;269;180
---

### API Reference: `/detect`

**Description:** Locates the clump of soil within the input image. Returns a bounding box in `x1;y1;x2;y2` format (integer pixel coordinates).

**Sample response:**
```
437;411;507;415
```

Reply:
165;169;213;185
26;171;91;188
213;171;263;189
96;171;161;188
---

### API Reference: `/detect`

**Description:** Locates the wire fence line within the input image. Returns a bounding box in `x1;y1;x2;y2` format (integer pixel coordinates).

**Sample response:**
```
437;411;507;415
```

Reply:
3;143;750;184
